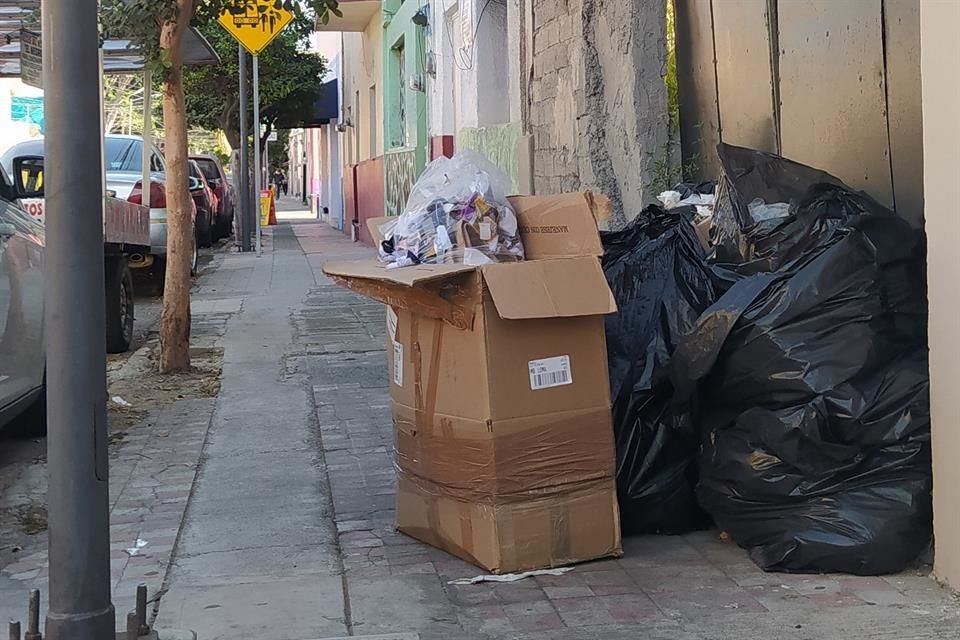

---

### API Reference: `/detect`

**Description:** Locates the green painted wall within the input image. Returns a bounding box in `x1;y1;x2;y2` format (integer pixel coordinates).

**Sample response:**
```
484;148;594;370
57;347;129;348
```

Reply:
382;0;428;214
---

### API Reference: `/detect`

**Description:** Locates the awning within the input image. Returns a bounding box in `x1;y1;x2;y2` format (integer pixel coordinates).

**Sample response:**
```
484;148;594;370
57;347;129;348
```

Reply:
274;78;339;129
0;2;221;77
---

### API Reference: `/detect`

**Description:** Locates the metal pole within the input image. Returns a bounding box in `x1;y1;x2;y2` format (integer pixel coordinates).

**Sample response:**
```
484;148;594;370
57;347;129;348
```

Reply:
238;44;251;252
253;55;262;257
42;0;115;636
142;69;153;208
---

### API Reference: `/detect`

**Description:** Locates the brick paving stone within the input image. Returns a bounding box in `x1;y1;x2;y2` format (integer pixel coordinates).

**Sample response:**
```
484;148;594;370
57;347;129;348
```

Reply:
200;220;960;640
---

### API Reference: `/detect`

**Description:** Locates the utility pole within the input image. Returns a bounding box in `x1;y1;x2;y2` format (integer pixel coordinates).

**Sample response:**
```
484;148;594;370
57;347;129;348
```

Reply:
42;0;115;636
238;44;251;252
253;55;262;257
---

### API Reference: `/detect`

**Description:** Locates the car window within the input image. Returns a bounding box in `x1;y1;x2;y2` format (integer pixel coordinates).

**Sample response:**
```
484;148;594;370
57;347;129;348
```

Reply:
104;138;143;172
0;140;44;177
194;159;221;182
151;152;165;173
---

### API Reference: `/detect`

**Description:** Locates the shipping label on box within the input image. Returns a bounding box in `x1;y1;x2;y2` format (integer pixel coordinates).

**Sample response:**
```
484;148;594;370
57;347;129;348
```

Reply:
393;341;404;387
528;355;573;390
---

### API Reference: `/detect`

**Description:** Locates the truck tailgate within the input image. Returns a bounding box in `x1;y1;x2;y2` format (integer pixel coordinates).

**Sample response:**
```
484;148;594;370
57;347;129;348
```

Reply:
104;196;150;248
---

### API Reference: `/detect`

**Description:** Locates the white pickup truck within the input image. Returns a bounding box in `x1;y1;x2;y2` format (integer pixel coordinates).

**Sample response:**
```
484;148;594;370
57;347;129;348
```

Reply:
2;145;152;354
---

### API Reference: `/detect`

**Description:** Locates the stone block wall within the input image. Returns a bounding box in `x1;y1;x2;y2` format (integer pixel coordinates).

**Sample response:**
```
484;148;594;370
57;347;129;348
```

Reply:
529;0;670;227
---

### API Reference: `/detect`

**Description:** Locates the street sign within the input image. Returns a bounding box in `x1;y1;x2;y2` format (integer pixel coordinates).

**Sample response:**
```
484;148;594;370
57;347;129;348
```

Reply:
218;0;294;56
267;130;278;142
20;29;43;89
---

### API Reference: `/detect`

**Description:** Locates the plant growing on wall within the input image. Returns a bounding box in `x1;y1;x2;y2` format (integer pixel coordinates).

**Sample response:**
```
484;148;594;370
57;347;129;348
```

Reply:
99;0;339;374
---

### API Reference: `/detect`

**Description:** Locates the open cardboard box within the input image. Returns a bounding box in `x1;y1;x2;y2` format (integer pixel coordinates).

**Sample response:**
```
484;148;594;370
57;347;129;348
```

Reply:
323;192;623;574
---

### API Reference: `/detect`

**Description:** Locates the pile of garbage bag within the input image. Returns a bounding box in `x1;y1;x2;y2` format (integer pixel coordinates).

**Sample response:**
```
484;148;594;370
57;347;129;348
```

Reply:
378;152;525;269
602;205;718;534
604;144;931;574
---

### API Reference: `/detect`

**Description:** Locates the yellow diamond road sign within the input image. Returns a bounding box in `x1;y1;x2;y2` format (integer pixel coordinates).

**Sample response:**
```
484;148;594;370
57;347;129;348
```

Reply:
218;0;294;56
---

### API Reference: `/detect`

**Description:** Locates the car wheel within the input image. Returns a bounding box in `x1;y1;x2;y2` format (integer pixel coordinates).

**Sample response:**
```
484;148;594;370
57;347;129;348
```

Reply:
197;207;213;247
105;257;135;354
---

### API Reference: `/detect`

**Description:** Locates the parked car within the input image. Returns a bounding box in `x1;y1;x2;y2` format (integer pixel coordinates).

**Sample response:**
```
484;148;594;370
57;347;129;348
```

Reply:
128;178;200;277
190;154;235;239
1;134;169;255
188;159;218;247
2;135;200;282
0;161;45;435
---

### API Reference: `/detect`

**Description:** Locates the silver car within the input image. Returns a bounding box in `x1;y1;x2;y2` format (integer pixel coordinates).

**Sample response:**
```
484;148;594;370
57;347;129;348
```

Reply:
2;135;169;256
0;166;45;435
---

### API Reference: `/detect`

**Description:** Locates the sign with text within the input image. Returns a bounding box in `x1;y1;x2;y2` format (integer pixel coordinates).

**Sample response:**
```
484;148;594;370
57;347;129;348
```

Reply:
218;0;294;56
20;29;42;89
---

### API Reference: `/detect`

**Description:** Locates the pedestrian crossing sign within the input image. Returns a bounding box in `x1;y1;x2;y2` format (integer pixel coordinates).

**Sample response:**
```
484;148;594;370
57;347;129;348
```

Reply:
218;0;294;56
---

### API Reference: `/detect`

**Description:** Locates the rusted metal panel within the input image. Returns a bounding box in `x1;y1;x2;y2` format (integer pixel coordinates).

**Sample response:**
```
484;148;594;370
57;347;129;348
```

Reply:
675;0;722;179
103;197;150;248
778;0;894;207
883;0;924;225
712;0;779;154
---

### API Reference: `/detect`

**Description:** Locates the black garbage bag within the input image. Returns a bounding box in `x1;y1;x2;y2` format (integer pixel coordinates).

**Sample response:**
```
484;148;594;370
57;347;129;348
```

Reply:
673;180;715;201
673;144;931;574
602;206;719;534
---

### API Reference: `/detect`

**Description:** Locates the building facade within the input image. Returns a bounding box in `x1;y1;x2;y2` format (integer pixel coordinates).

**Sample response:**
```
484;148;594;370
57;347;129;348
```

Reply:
319;0;385;244
381;0;429;219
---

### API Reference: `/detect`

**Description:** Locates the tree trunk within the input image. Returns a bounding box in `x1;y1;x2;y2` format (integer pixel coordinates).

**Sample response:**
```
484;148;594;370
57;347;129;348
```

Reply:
158;0;194;374
259;120;273;151
222;115;241;151
220;97;241;150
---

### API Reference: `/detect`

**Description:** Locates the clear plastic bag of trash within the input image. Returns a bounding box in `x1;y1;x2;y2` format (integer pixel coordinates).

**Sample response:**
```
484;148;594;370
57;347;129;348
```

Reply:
378;152;524;268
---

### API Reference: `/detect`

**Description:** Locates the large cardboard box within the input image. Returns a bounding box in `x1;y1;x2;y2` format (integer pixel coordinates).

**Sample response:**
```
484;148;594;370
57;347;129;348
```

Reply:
324;192;623;574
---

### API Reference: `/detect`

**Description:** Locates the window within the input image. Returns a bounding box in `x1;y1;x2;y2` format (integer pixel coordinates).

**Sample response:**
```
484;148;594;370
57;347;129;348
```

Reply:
151;152;165;173
397;45;407;147
355;91;361;162
369;84;378;158
104;138;139;172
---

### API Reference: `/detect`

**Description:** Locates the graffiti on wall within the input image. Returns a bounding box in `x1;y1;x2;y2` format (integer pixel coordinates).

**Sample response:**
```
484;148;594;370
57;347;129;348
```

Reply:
384;147;418;217
456;122;522;193
10;96;44;136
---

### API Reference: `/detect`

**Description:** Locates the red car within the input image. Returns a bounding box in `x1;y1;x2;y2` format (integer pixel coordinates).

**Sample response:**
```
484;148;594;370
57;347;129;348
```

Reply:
188;159;218;247
190;154;235;240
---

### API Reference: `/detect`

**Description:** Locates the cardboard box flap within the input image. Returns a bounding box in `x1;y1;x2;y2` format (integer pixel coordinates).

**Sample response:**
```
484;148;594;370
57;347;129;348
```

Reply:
481;257;617;320
323;260;476;288
322;260;479;330
510;192;607;259
367;216;391;246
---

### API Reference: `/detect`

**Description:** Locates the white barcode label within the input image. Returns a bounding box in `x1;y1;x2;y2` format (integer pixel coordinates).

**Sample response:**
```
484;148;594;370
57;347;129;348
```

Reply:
479;221;493;241
393;341;404;386
387;307;399;341
528;355;573;391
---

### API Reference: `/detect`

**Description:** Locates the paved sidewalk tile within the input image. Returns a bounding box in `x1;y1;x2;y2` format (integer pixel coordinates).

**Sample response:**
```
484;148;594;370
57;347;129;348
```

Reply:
290;220;960;640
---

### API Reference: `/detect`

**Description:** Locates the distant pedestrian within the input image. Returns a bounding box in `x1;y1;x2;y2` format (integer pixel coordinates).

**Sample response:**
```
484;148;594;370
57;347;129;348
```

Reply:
272;169;283;197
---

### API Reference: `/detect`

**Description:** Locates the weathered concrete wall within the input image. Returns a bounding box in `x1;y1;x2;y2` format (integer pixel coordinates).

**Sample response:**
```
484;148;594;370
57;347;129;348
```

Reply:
529;0;670;226
921;0;960;592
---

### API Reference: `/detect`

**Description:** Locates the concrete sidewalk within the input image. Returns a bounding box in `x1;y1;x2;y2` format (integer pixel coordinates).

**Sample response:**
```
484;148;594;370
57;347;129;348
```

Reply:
156;214;960;640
